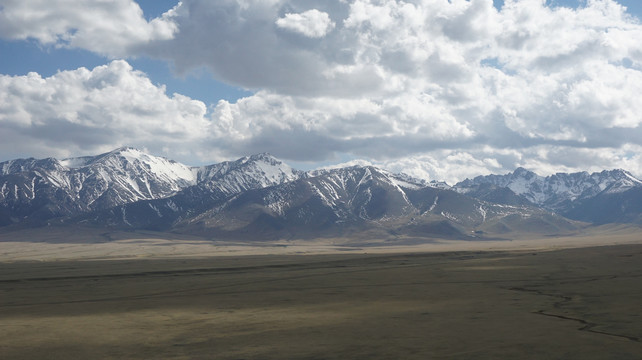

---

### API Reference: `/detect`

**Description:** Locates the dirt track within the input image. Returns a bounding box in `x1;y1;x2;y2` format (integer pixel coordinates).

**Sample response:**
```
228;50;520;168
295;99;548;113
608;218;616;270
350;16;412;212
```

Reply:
1;245;641;359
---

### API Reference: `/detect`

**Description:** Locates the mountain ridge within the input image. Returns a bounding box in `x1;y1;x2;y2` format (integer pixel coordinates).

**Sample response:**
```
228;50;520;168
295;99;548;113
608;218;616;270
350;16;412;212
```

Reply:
452;167;642;217
1;148;640;239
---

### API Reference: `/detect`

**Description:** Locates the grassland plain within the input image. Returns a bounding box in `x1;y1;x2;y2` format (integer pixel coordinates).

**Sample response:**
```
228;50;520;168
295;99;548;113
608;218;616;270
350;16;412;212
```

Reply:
1;243;641;359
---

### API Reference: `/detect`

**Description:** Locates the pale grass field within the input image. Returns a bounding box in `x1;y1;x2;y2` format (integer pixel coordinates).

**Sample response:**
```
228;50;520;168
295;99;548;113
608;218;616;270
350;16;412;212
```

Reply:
1;226;641;359
1;224;641;261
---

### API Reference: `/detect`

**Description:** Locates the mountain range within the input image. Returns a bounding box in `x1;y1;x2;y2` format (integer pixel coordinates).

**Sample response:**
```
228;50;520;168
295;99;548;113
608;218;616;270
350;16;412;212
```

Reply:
1;147;641;241
453;167;642;224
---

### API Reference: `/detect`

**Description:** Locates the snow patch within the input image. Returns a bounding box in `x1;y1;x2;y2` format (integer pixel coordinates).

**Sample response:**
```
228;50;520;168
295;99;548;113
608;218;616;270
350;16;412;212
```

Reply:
428;196;438;212
121;207;132;226
478;205;487;222
148;203;162;218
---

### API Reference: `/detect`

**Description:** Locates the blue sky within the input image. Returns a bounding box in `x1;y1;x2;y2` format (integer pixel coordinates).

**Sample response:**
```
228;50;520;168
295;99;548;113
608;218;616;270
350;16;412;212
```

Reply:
1;0;642;182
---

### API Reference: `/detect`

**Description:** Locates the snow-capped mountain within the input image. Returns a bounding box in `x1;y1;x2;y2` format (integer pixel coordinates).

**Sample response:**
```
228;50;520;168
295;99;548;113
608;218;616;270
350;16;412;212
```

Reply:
54;153;574;239
172;166;577;240
67;147;197;204
195;153;304;195
453;167;642;212
0;147;197;225
188;166;422;231
2;148;641;238
85;152;306;230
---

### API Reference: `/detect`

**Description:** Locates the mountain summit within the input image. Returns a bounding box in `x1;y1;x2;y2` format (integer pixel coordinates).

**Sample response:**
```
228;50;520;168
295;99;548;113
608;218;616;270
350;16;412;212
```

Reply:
0;148;196;226
454;168;642;211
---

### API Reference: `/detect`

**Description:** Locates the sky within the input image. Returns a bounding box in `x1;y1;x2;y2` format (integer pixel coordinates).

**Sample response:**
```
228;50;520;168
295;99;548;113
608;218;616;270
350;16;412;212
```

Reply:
1;0;642;184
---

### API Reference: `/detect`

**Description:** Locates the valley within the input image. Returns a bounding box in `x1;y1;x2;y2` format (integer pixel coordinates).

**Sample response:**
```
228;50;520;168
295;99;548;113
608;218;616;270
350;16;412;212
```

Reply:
1;242;641;359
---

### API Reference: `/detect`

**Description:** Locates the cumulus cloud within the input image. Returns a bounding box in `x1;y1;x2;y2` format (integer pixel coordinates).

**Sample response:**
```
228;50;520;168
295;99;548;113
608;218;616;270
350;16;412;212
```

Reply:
0;60;209;160
374;144;642;185
2;0;642;181
0;0;177;56
211;91;473;141
276;9;335;38
197;0;642;179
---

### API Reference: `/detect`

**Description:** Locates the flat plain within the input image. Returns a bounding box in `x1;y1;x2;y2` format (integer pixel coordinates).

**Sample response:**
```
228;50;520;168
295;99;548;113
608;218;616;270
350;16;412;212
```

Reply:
1;239;641;359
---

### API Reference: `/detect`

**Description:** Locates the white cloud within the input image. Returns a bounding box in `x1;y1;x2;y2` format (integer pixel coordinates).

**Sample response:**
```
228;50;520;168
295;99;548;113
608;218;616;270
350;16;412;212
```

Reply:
317;159;374;171
378;151;504;185
2;0;642;181
0;0;178;56
276;9;335;38
377;144;642;184
207;90;476;163
0;60;209;161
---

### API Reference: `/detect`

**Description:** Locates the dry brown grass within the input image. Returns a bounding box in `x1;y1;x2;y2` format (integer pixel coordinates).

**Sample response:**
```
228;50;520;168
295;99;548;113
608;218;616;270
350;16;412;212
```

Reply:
1;243;641;359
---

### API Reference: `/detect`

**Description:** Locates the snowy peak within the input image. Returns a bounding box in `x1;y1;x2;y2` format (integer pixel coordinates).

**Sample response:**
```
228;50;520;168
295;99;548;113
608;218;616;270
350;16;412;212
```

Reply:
594;169;642;194
294;166;418;219
60;147;141;168
70;147;196;183
60;147;198;207
60;147;196;183
455;168;546;203
1;157;65;175
191;164;424;235
3;148;642;232
94;146;148;163
428;180;451;190
178;162;581;240
103;147;196;185
0;148;202;225
512;167;537;179
239;152;301;187
195;152;303;196
243;152;280;164
454;167;642;211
